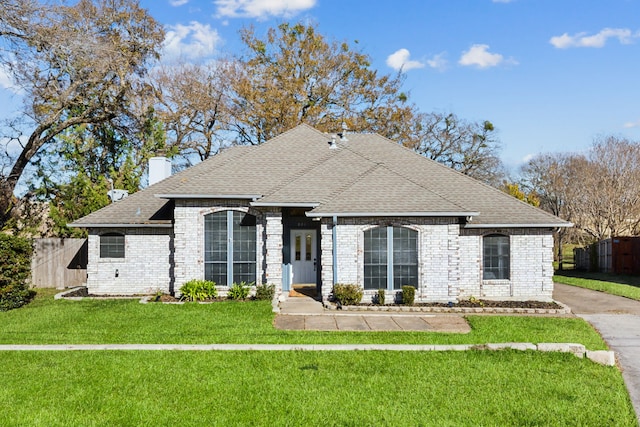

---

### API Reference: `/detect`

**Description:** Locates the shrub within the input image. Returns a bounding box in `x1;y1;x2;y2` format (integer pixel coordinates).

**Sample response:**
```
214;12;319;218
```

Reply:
228;281;251;300
333;283;363;305
375;289;385;305
179;279;217;302
255;283;275;301
0;234;34;311
401;285;416;306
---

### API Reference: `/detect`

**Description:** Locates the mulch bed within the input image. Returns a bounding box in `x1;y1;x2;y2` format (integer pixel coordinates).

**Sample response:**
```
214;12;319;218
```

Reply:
62;287;561;309
351;300;562;309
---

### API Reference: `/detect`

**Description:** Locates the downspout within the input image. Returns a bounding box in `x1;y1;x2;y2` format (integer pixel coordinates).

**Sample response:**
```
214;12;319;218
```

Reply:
332;216;338;286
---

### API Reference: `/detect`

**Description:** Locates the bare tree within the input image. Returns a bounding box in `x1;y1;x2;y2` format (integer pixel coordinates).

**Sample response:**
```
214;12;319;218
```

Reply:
151;62;233;164
0;0;164;226
411;112;504;185
522;136;640;267
576;136;640;239
520;152;579;269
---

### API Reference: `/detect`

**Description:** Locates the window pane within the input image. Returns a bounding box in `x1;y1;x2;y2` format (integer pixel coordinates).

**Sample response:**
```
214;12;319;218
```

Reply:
205;262;227;286
305;233;312;261
392;227;418;289
205;212;227;263
295;235;301;261
100;234;124;258
233;262;256;285
483;235;510;280
364;227;387;290
232;211;256;284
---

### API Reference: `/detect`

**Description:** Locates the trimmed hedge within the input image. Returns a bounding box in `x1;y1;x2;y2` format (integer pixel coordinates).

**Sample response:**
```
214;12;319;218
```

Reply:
0;234;34;311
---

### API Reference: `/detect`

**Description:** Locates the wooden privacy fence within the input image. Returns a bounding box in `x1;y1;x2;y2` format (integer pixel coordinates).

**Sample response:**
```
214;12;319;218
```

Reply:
574;237;640;274
31;238;87;288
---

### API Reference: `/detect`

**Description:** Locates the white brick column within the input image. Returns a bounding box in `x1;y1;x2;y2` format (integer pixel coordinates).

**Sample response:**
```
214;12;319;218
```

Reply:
265;210;283;294
447;223;461;299
320;219;334;302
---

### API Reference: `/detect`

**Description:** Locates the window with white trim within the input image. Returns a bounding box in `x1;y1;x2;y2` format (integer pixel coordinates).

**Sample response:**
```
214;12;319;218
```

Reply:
204;211;256;286
100;233;125;258
483;234;510;280
364;226;418;290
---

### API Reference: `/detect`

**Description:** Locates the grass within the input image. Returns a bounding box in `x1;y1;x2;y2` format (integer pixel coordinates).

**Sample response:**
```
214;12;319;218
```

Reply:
554;270;640;302
0;289;607;349
0;289;635;426
0;350;636;426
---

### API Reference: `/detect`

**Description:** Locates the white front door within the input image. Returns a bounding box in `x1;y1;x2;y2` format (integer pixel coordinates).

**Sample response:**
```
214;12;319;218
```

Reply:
291;229;317;284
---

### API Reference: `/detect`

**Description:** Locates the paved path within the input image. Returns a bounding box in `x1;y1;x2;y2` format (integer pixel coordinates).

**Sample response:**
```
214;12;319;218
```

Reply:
276;296;471;333
553;283;640;423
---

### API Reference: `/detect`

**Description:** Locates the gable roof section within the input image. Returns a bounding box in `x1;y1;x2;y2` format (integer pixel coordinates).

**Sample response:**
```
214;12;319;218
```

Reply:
70;124;569;228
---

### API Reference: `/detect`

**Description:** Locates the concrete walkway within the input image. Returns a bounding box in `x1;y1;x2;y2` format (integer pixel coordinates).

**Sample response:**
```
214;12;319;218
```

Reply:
276;296;471;333
553;283;640;423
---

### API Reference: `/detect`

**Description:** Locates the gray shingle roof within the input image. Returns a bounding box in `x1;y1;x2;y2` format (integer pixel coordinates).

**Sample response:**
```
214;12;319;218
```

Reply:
70;124;570;228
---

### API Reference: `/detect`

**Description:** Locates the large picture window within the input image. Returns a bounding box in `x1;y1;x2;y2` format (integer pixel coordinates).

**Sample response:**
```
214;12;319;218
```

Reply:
364;226;418;290
483;234;510;280
100;233;125;258
204;211;256;286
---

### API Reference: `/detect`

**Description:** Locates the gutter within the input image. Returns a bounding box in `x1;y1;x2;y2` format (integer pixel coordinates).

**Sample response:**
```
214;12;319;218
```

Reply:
463;223;573;229
68;223;173;228
155;194;262;200
306;211;480;218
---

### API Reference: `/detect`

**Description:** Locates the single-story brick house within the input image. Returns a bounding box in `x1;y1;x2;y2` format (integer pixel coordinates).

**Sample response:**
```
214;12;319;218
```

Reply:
70;124;570;302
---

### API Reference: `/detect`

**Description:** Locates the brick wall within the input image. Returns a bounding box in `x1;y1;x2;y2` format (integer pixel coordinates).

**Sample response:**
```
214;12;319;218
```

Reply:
173;200;267;296
460;228;555;301
86;211;555;302
322;219;555;303
86;227;173;295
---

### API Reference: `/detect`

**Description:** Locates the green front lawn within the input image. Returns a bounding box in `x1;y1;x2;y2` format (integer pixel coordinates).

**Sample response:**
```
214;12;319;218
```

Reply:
0;289;635;426
555;272;640;301
1;350;635;426
0;289;607;349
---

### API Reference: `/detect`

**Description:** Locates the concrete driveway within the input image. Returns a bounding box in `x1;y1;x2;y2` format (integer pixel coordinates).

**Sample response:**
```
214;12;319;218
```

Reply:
553;283;640;423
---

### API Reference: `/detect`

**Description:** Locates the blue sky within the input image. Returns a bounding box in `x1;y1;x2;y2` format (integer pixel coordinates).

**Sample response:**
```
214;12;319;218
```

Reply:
4;0;640;173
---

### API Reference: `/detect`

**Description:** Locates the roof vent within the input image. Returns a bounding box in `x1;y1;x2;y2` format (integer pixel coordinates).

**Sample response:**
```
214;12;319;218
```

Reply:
328;136;338;149
338;122;349;141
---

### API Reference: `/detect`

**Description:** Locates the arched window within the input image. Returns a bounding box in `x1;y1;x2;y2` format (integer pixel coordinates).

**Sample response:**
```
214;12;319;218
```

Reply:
364;226;418;290
204;211;256;286
483;234;510;280
100;233;125;258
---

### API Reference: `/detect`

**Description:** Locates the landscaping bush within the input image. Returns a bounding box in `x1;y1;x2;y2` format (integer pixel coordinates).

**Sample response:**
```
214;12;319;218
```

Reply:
228;281;251;300
401;285;415;306
0;234;34;311
255;283;275;301
333;283;363;305
179;279;217;302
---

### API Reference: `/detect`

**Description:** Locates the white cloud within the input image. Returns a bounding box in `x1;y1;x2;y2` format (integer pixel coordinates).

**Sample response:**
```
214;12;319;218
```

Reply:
550;28;637;49
458;44;516;69
386;48;425;72
426;52;448;71
163;22;221;62
521;153;534;163
214;0;316;19
623;120;640;129
169;0;189;6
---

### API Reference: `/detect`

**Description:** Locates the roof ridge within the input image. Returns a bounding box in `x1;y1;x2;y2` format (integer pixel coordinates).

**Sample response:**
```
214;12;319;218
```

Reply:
340;139;471;213
361;134;567;223
258;133;338;197
316;161;382;205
